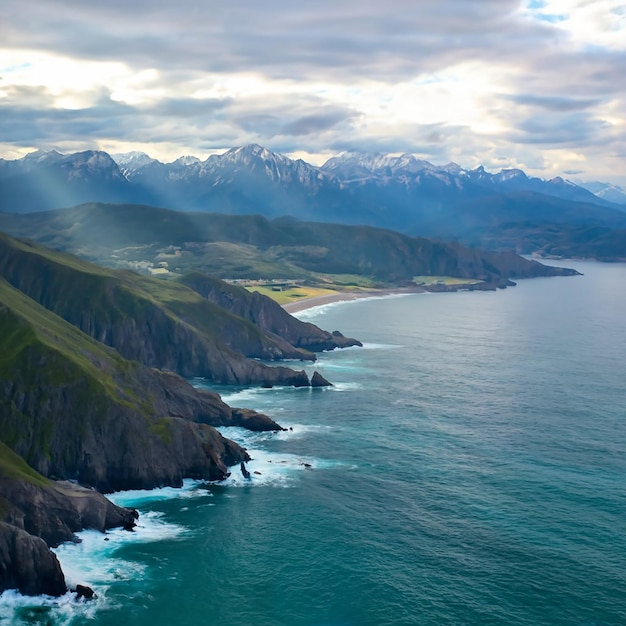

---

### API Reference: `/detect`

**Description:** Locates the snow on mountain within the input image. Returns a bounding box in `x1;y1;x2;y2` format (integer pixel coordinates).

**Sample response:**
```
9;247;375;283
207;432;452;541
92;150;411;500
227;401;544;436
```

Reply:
2;144;621;219
322;152;436;181
578;181;626;205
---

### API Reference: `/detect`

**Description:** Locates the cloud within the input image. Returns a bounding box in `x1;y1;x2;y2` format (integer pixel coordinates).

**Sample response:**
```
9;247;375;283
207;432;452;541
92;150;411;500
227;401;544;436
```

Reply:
1;0;625;185
505;94;601;111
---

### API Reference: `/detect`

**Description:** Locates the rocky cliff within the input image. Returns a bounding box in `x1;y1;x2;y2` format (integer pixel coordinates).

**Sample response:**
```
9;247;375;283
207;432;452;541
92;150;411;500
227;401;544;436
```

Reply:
0;276;287;596
0;280;259;491
0;522;67;597
0;233;315;387
179;272;362;351
0;441;138;597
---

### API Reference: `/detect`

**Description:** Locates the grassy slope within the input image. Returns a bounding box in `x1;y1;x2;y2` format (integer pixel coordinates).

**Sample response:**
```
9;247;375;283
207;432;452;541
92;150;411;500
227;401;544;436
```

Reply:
0;275;145;417
0;276;147;470
0;441;50;488
0;232;303;367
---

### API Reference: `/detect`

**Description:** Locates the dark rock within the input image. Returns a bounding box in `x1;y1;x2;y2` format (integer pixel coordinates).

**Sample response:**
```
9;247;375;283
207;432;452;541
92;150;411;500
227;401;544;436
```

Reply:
0;522;66;597
240;463;251;479
311;371;333;387
74;584;96;600
0;476;139;548
228;408;284;432
0;350;253;493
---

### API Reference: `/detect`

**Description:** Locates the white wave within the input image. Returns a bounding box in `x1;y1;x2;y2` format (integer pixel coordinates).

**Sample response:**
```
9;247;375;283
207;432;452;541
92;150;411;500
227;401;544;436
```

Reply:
359;342;404;350
108;478;209;508
54;510;186;588
215;426;344;487
295;292;415;320
217;447;344;488
0;509;185;626
0;589;99;626
325;381;363;392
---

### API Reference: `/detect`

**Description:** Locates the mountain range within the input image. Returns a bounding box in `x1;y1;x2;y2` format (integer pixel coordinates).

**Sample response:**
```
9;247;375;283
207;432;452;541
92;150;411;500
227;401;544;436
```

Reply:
2;145;626;258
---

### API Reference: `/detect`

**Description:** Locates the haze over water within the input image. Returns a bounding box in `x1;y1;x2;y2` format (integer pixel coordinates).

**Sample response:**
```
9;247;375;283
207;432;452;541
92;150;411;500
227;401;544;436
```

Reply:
4;259;626;626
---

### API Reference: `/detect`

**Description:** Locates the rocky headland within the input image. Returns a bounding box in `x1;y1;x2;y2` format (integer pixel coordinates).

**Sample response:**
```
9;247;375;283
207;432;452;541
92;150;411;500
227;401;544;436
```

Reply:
0;234;360;597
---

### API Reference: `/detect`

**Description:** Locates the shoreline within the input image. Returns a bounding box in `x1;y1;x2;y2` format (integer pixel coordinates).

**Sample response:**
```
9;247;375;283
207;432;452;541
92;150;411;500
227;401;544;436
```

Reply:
281;286;424;313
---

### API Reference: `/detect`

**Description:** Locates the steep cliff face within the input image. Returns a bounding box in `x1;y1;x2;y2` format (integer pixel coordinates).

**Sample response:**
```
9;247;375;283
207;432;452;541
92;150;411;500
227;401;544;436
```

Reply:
179;272;362;351
0;280;253;492
0;441;138;597
0;440;137;544
0;275;292;597
0;233;314;386
0;522;67;597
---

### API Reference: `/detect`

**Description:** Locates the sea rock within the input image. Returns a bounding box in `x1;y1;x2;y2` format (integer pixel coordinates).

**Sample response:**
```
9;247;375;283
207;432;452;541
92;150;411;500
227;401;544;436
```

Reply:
311;371;333;387
74;584;96;600
228;408;285;432
0;522;66;597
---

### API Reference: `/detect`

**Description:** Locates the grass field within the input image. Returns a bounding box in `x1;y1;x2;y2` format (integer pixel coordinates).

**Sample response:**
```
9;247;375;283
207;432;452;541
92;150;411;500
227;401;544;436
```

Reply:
246;285;339;305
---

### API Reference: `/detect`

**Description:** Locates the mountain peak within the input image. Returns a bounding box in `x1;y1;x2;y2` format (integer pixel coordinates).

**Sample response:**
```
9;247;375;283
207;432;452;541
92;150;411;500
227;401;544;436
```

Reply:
322;151;439;179
172;155;201;166
22;149;64;163
112;151;156;167
226;144;276;161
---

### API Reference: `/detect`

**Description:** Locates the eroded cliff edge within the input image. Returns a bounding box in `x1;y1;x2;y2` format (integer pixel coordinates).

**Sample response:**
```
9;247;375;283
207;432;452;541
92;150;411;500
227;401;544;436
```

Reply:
0;277;283;596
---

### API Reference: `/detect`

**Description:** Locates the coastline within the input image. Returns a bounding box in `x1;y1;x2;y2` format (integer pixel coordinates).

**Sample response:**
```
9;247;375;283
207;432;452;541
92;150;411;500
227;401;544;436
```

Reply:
281;286;424;313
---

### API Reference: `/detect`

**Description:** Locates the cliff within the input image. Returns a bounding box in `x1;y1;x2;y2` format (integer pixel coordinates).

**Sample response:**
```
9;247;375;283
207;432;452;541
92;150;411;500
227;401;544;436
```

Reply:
0;278;256;492
0;232;315;387
0;522;66;597
179;272;362;351
0;441;139;597
0;277;287;595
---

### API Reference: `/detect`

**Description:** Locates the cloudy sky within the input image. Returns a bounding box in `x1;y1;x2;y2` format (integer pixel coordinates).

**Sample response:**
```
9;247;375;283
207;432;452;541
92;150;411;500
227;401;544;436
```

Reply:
1;0;625;184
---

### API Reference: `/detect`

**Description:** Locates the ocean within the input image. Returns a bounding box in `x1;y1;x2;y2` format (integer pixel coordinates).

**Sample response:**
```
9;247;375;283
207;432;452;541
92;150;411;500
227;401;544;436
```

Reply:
2;259;626;626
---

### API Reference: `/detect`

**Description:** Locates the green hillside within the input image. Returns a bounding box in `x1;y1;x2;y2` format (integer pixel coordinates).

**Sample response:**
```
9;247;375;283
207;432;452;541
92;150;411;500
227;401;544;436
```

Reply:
0;232;316;385
0;203;578;287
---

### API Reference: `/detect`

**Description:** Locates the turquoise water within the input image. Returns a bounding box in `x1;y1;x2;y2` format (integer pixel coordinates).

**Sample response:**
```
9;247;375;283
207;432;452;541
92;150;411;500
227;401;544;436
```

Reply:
3;260;626;625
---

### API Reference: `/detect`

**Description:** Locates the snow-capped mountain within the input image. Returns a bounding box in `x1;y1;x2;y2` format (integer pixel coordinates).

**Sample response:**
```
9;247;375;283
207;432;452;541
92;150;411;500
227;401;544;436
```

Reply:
322;152;437;180
2;145;625;244
321;154;610;207
577;181;626;205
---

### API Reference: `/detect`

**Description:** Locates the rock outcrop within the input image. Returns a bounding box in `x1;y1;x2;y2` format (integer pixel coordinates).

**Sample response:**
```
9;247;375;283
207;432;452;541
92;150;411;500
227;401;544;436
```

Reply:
0;473;137;548
311;371;333;387
0;279;252;493
0;522;66;597
0;442;139;597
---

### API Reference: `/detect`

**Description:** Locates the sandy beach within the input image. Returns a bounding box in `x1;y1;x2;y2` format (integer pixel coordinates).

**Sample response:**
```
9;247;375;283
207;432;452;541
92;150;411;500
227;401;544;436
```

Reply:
281;287;424;313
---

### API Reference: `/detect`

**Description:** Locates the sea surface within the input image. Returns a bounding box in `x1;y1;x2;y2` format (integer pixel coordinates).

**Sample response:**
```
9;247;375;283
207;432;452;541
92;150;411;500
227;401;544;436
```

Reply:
2;259;626;626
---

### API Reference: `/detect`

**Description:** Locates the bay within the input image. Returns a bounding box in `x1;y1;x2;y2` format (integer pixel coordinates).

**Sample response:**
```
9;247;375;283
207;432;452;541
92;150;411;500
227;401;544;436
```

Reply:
4;259;626;626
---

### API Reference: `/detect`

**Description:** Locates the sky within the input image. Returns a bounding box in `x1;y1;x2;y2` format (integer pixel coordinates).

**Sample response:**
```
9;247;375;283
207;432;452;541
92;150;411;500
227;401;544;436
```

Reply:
1;0;625;184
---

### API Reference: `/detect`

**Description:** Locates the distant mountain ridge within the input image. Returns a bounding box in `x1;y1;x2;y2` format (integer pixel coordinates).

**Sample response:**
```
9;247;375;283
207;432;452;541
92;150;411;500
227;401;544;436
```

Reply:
3;145;626;257
1;144;621;215
577;181;626;205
